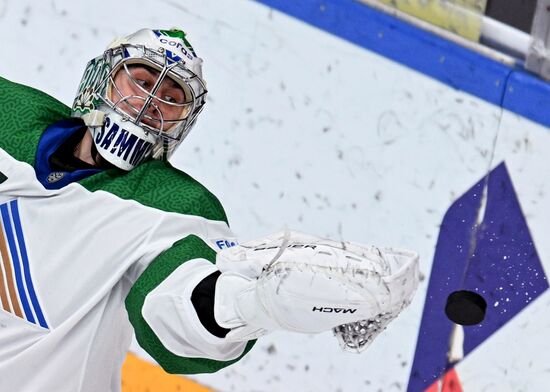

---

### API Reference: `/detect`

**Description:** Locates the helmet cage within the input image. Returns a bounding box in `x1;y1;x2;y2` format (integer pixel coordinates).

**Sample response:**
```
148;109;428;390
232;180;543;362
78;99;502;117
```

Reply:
73;43;207;161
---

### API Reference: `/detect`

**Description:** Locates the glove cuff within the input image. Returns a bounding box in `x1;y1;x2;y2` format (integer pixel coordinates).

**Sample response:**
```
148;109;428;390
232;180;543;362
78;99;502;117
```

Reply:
214;271;276;341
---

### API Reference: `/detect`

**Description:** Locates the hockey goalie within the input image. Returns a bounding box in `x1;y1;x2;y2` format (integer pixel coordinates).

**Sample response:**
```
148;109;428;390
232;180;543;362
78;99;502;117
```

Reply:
0;28;419;391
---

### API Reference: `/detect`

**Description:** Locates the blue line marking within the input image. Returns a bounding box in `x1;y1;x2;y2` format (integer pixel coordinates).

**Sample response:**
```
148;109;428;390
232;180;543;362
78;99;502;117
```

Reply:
254;0;510;104
254;0;550;130
502;71;550;127
0;203;34;323
10;200;48;329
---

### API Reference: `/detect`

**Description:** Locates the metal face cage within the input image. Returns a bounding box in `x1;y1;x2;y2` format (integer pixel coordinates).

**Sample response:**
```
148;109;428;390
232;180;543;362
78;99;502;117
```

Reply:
73;44;207;160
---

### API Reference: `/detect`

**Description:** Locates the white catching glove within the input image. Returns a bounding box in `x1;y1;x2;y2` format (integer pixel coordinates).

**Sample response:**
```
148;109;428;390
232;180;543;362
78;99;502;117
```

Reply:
214;230;419;351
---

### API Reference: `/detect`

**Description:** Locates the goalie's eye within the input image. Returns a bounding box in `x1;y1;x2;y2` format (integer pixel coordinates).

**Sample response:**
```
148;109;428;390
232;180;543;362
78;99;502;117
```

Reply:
135;78;151;90
160;89;185;105
126;67;158;93
129;68;186;104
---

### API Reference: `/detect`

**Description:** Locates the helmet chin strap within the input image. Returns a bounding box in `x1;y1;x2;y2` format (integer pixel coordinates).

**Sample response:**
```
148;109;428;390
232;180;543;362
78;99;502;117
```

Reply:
81;110;106;127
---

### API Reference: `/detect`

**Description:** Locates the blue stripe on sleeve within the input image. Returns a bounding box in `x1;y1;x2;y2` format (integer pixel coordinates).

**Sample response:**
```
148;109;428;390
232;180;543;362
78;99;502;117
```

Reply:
10;200;48;329
0;203;34;323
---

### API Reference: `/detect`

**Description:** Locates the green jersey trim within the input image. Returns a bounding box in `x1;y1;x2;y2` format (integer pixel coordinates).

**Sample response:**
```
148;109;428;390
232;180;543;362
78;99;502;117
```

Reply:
125;235;255;374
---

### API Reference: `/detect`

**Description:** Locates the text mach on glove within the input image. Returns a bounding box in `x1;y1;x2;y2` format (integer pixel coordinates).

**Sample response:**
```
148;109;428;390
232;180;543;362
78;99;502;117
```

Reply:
213;231;419;352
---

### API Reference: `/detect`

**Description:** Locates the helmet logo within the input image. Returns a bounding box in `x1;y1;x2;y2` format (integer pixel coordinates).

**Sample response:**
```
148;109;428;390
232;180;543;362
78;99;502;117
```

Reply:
73;58;110;114
159;38;194;60
73;87;95;112
47;172;66;184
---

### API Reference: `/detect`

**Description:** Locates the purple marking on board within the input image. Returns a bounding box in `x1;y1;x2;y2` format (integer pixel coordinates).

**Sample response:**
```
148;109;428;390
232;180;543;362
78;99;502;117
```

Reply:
407;162;548;392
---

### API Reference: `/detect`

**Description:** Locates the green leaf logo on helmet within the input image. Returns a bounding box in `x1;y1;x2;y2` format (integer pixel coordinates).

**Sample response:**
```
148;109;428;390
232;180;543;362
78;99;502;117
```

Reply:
73;58;110;114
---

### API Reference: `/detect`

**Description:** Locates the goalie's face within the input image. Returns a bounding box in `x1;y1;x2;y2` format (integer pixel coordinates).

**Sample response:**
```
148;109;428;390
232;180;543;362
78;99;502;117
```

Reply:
110;64;190;132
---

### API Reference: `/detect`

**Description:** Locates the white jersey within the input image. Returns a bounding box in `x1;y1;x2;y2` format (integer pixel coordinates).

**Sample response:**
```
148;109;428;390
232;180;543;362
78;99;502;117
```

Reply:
0;148;246;392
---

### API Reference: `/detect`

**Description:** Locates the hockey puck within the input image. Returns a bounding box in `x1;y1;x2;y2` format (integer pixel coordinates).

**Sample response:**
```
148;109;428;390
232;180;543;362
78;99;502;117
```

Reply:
445;290;487;326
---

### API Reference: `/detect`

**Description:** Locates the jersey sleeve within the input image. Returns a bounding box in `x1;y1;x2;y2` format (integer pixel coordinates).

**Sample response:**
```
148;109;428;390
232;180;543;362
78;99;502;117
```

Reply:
102;162;256;374
125;235;255;374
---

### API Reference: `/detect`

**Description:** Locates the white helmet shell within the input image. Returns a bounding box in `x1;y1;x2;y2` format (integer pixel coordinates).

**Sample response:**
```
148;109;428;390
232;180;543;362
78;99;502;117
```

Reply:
72;28;207;170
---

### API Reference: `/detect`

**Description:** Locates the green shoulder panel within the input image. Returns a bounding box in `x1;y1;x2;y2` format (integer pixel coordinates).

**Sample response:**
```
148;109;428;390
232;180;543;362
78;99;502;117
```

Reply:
125;235;255;374
79;160;228;224
0;76;70;165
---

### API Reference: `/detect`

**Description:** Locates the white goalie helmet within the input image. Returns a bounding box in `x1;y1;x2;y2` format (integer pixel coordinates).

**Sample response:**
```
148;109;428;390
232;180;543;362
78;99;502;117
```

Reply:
71;28;207;170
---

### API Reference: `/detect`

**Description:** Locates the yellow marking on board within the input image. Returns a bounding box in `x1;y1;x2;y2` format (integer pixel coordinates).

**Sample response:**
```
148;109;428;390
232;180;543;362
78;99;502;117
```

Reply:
121;353;213;392
362;0;487;41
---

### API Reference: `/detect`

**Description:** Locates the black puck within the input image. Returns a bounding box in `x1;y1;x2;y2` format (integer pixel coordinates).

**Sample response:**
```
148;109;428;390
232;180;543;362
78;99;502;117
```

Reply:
445;290;487;326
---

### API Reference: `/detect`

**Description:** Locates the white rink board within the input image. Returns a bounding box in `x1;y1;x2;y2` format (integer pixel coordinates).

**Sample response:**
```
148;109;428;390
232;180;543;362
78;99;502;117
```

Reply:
0;0;549;391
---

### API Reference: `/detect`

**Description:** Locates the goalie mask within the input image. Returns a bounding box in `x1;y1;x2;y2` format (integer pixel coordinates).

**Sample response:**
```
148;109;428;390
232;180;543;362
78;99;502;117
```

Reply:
71;28;207;170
